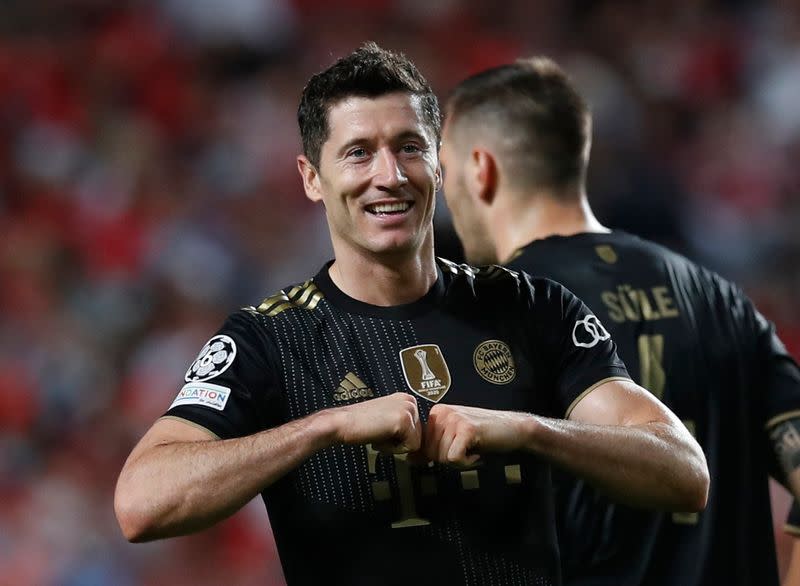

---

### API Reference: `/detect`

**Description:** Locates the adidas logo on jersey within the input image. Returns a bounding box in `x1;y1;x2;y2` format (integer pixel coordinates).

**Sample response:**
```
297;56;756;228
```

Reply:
334;372;375;402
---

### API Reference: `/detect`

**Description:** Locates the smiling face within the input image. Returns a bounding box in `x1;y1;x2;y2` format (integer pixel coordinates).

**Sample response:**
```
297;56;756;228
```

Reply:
298;92;441;261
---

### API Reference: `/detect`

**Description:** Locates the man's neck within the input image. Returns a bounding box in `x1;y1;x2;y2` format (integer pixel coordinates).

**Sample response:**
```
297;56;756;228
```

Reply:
492;189;609;263
328;236;438;306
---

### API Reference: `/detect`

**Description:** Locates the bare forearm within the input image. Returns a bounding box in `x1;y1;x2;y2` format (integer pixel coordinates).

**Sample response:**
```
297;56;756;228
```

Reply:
115;412;337;541
522;417;708;511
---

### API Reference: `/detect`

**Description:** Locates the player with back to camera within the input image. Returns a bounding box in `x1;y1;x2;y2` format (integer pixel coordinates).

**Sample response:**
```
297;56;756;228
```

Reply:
114;43;708;586
438;56;800;586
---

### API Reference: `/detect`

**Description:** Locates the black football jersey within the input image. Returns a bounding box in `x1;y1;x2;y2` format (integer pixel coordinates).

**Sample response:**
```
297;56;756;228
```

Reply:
164;258;629;586
507;231;800;586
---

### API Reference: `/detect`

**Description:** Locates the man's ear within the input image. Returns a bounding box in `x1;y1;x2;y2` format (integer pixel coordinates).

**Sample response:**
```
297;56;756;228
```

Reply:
297;155;323;203
471;148;498;205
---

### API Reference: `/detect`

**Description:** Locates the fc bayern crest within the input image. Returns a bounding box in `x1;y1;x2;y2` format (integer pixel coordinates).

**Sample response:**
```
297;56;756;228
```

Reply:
473;340;516;385
185;335;237;382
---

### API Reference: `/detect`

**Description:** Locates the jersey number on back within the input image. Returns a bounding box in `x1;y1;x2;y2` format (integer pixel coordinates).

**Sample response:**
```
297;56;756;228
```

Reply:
638;335;665;400
637;334;698;525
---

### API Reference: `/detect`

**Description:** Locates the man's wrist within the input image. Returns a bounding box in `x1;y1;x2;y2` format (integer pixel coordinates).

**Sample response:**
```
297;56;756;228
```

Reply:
314;407;349;449
517;412;544;454
308;408;348;450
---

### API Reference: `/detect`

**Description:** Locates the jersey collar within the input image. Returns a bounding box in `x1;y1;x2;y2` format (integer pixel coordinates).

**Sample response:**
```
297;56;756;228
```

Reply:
313;260;446;320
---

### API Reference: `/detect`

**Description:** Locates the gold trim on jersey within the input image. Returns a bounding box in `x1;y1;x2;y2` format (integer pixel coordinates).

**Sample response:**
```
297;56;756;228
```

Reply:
564;376;632;419
504;248;524;264
159;415;221;440
765;410;800;431
476;264;518;280
784;523;800;537
436;257;518;281
251;280;324;317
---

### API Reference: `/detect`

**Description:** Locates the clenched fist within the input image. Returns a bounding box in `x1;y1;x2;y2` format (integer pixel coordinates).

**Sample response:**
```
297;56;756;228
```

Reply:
332;392;421;454
419;404;535;467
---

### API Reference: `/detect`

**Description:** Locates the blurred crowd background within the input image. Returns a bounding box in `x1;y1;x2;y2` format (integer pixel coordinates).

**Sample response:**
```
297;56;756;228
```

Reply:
1;0;799;584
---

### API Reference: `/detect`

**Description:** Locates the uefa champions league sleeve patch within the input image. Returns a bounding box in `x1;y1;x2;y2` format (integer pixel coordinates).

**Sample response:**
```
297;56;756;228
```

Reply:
185;335;238;382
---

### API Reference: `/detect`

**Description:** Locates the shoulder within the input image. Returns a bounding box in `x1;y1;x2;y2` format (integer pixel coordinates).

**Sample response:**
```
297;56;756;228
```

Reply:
611;232;697;273
243;278;324;320
437;257;524;286
615;234;763;339
436;256;571;314
649;242;750;315
614;232;747;306
437;257;527;300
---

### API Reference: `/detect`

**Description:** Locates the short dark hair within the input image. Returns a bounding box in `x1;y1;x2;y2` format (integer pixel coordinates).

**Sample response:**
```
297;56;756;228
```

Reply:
446;57;591;191
298;42;441;169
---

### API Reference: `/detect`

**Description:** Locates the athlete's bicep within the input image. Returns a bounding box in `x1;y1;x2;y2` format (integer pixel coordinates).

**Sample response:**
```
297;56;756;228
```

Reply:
568;379;678;427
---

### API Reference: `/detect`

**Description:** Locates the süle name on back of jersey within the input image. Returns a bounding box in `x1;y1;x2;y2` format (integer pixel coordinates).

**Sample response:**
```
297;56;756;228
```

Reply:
601;285;680;323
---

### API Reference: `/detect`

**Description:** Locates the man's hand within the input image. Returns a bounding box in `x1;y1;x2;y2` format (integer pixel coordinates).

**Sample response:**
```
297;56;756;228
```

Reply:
418;404;533;467
332;392;422;454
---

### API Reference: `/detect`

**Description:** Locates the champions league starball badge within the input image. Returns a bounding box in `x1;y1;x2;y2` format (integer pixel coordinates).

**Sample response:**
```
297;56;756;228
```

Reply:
185;335;238;382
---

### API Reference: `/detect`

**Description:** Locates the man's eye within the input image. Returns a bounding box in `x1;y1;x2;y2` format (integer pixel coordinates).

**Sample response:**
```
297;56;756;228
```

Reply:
401;144;422;153
348;148;368;158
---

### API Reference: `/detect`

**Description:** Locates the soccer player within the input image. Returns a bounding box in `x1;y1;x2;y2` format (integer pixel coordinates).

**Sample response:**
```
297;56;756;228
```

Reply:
438;57;800;585
114;44;708;586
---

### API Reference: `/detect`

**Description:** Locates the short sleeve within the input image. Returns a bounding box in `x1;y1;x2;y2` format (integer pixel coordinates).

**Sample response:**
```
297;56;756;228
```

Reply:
754;309;800;432
163;310;281;439
528;275;630;418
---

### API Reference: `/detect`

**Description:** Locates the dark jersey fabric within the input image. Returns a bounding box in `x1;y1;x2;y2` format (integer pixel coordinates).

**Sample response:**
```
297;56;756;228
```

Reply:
164;258;629;586
786;501;800;538
507;231;800;586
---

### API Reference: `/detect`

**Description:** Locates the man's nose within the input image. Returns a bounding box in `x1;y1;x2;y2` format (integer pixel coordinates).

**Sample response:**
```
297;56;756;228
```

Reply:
373;148;408;190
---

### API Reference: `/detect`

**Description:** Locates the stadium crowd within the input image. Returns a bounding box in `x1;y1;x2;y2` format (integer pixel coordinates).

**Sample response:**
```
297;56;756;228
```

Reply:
0;0;798;584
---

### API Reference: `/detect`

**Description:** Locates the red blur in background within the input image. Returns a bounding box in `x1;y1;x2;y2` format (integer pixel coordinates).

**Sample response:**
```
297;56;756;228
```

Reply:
0;1;798;584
